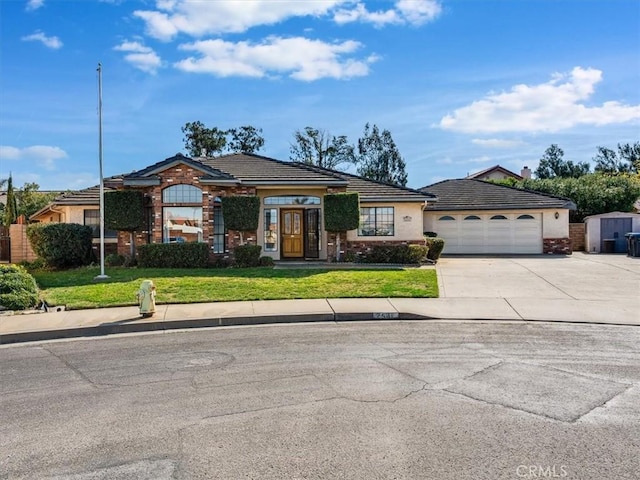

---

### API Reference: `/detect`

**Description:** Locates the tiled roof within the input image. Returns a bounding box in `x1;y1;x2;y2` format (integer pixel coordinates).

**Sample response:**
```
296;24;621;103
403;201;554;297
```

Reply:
201;153;347;185
420;179;575;210
124;153;236;184
467;164;522;180
293;162;436;202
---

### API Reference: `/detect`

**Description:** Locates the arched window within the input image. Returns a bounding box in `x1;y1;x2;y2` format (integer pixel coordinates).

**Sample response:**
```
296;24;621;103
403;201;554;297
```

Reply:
163;184;202;203
264;195;320;205
162;185;203;243
464;215;481;220
517;214;535;220
490;215;508;220
438;215;455;221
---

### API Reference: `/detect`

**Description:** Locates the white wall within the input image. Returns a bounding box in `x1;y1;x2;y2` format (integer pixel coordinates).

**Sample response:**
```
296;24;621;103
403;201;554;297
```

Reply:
346;202;425;242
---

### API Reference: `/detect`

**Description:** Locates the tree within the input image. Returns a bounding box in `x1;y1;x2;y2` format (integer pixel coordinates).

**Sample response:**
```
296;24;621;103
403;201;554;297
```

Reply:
594;142;639;174
15;183;58;220
227;125;265;154
535;144;590;179
324;193;360;262
105;191;145;258
182;121;227;157
289;127;356;170
2;174;17;228
356;123;408;187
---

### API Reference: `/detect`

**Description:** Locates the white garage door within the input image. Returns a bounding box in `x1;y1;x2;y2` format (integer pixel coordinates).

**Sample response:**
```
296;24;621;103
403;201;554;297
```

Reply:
435;213;542;254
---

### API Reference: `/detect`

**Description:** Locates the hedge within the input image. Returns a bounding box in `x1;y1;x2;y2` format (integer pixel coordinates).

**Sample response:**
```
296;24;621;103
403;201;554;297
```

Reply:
222;196;260;232
0;264;39;310
234;244;262;268
360;244;429;264
138;242;209;268
26;223;94;269
324;193;360;232
425;237;445;262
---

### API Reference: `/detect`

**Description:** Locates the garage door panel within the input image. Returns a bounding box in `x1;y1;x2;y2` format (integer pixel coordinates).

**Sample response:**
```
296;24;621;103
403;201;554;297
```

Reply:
435;213;542;254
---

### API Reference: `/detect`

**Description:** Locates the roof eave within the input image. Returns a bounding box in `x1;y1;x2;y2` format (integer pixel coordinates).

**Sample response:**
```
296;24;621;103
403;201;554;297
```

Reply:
246;180;349;186
123;178;161;187
360;195;435;203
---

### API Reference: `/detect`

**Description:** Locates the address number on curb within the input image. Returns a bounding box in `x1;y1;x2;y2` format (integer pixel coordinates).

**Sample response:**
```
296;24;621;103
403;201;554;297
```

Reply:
373;312;399;319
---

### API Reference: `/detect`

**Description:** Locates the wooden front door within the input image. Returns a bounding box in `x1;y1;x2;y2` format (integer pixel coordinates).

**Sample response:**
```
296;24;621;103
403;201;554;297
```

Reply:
281;209;304;258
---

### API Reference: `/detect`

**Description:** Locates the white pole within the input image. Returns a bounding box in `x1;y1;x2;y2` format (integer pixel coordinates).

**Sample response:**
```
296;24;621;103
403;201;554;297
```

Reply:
95;62;109;280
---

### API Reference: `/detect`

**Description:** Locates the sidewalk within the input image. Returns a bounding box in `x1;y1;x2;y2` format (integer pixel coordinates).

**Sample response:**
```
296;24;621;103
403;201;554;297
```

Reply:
1;253;638;344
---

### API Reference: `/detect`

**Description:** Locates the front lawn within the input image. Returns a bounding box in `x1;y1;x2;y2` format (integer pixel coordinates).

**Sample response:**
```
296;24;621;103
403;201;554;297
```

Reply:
32;267;438;310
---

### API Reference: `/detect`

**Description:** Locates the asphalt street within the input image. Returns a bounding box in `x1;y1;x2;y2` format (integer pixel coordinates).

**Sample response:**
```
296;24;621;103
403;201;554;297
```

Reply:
2;321;639;480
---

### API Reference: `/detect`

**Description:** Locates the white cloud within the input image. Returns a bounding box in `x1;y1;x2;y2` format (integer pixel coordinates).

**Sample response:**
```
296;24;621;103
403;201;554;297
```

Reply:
21;30;62;49
114;40;162;73
175;36;376;81
439;67;640;134
471;138;527;148
25;0;44;11
334;0;442;26
134;0;344;41
0;145;67;170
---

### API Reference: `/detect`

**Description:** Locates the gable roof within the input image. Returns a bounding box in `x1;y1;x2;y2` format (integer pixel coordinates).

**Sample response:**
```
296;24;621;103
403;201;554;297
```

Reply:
467;164;522;180
123;153;237;186
420;179;575;211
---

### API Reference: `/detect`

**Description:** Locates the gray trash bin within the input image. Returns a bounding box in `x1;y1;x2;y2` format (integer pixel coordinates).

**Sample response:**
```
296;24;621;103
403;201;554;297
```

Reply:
625;233;640;257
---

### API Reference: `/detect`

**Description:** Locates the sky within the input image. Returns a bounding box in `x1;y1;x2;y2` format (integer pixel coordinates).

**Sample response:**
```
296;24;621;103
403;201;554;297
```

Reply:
1;0;639;192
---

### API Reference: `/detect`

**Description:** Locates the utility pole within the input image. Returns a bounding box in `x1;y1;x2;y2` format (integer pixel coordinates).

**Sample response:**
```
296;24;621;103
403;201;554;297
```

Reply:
94;62;109;281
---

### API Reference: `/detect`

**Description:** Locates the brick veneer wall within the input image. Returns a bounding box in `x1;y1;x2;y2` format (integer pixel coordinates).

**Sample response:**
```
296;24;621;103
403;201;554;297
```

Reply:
326;232;424;260
569;223;585;251
116;163;257;262
543;237;572;254
9;224;37;263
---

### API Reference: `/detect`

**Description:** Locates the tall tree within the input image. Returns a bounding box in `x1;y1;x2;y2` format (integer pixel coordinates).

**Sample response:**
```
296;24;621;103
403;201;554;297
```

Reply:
356;123;408;187
227;125;265;154
289;127;356;170
596;142;640;174
535;144;590;179
15;183;58;220
2;174;17;227
182;121;227;157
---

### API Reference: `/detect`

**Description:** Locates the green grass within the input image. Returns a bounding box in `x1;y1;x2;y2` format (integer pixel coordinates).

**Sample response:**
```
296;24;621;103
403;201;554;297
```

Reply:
31;266;438;310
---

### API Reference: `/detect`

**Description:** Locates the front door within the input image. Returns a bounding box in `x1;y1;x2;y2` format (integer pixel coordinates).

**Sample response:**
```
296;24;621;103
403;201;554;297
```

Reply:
282;209;303;258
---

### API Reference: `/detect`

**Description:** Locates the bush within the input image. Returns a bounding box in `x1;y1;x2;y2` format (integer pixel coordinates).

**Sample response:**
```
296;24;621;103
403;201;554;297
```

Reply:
26;223;94;269
105;253;126;267
425;237;445;263
18;258;48;271
0;264;39;310
258;255;275;267
361;244;428;264
138;242;209;268
234;244;262;268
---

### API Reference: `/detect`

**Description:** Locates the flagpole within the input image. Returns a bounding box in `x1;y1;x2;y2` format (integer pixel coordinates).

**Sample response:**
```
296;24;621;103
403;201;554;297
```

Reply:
95;62;109;280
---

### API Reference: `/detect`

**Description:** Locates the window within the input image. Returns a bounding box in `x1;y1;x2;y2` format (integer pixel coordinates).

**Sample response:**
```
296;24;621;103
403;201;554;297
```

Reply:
438;215;455;221
163;184;202;203
212;198;225;253
264;195;320;205
83;210;117;239
359;207;394;236
464;215;481;220
263;208;278;252
490;215;508;220
517;214;535;220
162;185;204;243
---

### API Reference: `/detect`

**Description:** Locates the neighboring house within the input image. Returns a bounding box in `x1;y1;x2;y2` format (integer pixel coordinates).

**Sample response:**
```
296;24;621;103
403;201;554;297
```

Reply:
420;179;575;254
467;164;532;181
32;153;435;261
584;212;640;254
30;182;121;254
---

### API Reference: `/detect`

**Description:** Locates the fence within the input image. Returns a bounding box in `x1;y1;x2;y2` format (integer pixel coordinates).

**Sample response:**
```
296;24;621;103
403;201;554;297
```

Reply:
9;224;37;263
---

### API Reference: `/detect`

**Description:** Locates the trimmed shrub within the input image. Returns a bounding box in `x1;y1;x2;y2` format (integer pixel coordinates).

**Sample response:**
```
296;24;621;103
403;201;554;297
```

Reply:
26;223;94;269
425;237;445;263
18;258;47;271
361;244;427;264
0;264;39;310
105;253;126;267
234;244;262;268
258;255;275;267
138;242;209;268
222;196;260;232
324;193;360;232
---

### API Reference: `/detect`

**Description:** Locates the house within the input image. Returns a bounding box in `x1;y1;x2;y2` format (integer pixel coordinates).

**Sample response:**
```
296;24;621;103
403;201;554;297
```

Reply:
32;153;435;261
420;179;575;254
466;164;531;181
584;212;640;254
